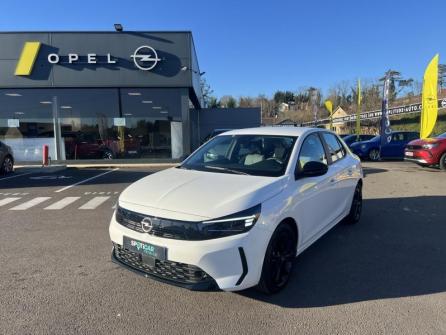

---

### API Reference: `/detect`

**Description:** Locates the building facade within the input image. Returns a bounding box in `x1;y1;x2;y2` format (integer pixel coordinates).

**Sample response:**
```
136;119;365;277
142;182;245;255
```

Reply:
0;31;204;162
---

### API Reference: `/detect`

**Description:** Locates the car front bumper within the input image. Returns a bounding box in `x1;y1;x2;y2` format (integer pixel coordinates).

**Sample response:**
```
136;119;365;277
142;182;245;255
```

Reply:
109;212;270;291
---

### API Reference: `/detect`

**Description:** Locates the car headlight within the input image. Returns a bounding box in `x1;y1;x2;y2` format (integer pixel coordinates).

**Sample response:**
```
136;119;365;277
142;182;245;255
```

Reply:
422;143;439;149
201;204;261;238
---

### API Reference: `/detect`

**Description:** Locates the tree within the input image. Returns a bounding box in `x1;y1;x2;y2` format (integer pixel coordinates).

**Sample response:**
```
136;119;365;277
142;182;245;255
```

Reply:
208;96;219;108
200;77;214;107
220;95;237;108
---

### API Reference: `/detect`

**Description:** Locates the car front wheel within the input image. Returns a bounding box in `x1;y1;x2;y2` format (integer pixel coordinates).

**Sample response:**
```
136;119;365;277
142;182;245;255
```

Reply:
439;153;446;171
257;223;297;294
368;149;380;161
1;156;14;174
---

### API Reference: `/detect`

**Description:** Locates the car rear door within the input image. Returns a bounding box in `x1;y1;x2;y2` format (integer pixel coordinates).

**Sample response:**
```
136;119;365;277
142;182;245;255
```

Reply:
320;132;355;220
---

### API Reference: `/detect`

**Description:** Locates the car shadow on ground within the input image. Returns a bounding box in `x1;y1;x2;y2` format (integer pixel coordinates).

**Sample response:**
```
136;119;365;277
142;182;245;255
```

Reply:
238;196;446;308
0;168;155;190
362;167;387;176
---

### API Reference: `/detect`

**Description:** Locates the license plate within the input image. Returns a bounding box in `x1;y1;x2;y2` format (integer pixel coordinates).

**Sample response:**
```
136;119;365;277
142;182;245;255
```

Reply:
405;151;414;157
123;236;167;261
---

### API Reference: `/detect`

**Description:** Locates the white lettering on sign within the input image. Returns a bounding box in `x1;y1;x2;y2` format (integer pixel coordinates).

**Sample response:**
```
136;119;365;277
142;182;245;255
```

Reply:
87;54;97;64
107;53;116;64
68;53;79;63
48;53;60;64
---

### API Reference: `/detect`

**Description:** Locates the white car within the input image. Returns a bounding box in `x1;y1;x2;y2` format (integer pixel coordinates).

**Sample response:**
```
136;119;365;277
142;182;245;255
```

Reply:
109;127;363;293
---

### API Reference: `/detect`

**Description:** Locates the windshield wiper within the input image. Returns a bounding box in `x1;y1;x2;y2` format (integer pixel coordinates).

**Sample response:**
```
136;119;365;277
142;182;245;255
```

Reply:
204;165;250;175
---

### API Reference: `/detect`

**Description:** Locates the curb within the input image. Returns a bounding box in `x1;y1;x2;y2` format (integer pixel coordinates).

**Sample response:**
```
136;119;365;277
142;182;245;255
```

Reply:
15;165;67;174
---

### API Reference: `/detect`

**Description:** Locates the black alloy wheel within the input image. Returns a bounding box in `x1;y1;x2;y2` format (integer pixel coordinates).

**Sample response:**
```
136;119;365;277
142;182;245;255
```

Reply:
344;183;362;224
1;156;13;174
368;149;380;161
102;150;114;160
439;153;446;171
257;223;297;294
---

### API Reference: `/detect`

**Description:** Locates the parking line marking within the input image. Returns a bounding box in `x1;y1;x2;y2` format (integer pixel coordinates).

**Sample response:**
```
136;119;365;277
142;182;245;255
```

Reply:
55;168;119;193
0;172;35;181
0;197;21;207
10;197;51;210
78;196;110;210
44;197;81;210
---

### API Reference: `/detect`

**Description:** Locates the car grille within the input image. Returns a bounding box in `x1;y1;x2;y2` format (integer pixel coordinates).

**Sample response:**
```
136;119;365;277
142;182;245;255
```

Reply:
115;206;202;240
113;243;212;285
406;145;422;150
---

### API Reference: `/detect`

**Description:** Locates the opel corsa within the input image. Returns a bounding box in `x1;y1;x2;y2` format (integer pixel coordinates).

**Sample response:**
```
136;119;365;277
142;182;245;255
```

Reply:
109;127;363;293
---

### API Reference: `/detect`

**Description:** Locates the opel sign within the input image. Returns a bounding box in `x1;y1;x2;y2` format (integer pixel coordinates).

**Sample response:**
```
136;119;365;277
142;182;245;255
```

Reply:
15;42;161;76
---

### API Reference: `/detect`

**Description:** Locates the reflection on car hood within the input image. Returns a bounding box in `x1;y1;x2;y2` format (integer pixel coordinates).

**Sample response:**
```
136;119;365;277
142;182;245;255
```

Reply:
119;167;286;219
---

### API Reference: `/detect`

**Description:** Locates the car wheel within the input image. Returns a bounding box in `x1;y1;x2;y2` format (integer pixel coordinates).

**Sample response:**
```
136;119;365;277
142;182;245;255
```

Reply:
257;223;297;294
102;150;114;160
1;155;14;174
344;182;362;224
439;152;446;171
368;149;380;161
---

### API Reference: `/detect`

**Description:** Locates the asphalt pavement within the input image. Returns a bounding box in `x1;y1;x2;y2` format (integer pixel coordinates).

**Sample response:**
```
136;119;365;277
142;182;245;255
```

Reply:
0;162;445;335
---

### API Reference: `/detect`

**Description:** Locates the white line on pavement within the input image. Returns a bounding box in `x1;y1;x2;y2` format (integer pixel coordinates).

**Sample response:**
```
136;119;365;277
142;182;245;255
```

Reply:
10;197;51;210
55;168;119;193
0;197;21;207
0;172;35;181
78;196;110;210
44;197;81;210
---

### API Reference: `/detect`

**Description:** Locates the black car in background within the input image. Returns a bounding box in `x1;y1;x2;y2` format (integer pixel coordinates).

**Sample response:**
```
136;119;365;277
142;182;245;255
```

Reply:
342;134;376;148
0;141;14;174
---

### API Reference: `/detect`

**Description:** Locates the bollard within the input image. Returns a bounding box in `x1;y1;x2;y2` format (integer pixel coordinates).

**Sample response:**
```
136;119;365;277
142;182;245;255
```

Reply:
42;145;49;166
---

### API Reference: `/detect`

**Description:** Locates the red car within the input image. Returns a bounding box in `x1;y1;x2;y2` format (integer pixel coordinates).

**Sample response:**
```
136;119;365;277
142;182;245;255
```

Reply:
405;132;446;170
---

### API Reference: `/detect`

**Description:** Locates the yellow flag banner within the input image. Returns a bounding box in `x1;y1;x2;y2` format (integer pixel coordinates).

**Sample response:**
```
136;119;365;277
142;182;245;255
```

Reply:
324;100;333;130
420;54;439;139
356;79;361;138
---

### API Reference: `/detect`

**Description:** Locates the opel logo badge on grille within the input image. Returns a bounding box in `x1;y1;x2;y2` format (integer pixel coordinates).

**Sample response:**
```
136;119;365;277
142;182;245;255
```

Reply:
141;217;154;233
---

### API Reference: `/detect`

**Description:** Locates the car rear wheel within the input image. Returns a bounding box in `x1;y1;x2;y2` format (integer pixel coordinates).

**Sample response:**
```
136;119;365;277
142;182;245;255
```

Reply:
344;182;362;224
440;153;446;171
257;223;297;294
368;149;380;161
1;155;14;174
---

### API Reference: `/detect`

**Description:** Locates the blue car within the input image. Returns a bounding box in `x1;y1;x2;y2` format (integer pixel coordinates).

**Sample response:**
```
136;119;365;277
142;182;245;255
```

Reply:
350;131;419;161
342;134;376;148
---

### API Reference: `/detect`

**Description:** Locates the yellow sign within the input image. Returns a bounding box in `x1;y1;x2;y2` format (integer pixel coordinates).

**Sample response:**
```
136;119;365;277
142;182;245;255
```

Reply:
15;41;41;76
420;54;439;139
324;100;333;130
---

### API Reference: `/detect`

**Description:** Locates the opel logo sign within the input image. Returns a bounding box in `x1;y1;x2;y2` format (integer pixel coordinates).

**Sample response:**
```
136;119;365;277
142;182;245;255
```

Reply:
141;217;154;233
131;45;161;71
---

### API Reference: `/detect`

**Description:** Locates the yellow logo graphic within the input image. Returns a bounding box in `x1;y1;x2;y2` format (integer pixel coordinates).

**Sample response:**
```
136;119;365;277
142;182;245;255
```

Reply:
15;41;41;76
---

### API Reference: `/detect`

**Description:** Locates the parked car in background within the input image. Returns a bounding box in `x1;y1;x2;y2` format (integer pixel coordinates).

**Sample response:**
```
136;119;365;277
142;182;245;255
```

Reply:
110;127;363;294
0;140;14;174
404;132;446;170
202;129;234;144
342;134;376;148
350;131;419;161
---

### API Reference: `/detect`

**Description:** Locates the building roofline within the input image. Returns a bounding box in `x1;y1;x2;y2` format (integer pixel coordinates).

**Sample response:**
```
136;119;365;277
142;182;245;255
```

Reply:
0;30;193;34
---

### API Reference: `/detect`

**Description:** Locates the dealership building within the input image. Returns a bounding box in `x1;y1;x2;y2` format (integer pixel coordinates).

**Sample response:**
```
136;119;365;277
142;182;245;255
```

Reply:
0;31;259;162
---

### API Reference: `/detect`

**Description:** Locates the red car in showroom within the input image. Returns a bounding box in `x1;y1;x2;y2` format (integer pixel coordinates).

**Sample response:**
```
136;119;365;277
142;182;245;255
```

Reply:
405;132;446;170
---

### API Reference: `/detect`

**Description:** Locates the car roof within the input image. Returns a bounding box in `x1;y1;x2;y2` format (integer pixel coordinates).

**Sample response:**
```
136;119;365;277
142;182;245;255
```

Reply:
221;126;324;137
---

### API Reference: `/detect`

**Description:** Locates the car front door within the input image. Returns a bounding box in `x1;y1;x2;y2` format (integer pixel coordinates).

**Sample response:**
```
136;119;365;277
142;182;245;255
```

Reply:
289;132;337;249
381;132;404;158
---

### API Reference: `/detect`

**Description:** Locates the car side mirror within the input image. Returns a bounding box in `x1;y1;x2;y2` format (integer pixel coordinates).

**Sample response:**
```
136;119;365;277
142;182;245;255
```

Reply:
296;161;328;179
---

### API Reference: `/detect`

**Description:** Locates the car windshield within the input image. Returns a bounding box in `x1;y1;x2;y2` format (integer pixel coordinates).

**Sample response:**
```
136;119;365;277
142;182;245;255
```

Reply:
181;135;297;177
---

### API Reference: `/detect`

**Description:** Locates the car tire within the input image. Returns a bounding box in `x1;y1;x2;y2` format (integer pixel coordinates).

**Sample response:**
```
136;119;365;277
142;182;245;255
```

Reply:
257;222;297;294
368;149;380;161
102;149;114;160
1;155;14;175
439;152;446;171
344;182;362;224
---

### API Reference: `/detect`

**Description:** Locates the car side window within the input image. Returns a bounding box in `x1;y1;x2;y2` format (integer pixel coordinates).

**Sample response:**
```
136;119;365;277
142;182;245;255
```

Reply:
321;133;345;163
391;133;404;142
297;134;327;173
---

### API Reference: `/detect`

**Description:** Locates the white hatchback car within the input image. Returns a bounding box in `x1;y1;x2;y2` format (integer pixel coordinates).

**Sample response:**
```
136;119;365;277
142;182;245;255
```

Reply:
109;127;363;293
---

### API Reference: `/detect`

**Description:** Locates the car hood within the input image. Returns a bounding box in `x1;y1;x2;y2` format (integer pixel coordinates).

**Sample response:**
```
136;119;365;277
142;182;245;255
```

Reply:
408;138;441;146
119;167;287;219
